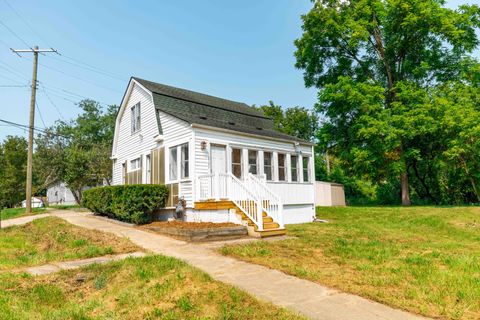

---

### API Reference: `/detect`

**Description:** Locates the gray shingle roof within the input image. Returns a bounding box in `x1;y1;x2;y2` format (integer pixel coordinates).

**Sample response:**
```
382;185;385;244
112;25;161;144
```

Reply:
133;77;310;144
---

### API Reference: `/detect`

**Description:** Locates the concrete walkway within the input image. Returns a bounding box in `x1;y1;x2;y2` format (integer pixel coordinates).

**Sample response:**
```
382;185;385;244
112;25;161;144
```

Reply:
4;211;426;320
0;213;51;228
24;252;146;276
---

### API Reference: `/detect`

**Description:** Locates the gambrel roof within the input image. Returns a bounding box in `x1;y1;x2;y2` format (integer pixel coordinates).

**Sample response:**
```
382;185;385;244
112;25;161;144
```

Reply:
132;77;311;144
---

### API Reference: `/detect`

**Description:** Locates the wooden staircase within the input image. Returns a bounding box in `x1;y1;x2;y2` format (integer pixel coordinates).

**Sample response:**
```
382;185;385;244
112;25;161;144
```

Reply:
194;200;286;238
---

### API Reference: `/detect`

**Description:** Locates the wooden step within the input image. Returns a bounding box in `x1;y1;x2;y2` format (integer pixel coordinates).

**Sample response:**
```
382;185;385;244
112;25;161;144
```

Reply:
257;228;286;238
262;221;280;230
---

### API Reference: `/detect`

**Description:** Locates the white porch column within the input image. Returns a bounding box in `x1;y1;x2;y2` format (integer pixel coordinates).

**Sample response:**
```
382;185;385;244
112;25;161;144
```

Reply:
258;150;264;177
273;151;279;181
286;154;291;182
299;154;304;183
242;148;249;179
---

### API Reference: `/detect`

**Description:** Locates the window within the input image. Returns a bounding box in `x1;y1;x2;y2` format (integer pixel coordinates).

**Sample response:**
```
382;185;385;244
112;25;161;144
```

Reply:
131;103;141;133
169;143;189;181
302;157;310;182
130;157;141;171
248;150;257;174
278;153;286;181
232;148;242;179
291;155;298;182
180;143;189;179
169;147;177;180
264;152;273;180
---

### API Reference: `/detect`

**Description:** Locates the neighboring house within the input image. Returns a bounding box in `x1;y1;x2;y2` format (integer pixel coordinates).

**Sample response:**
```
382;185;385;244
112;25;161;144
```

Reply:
47;182;78;206
111;77;316;237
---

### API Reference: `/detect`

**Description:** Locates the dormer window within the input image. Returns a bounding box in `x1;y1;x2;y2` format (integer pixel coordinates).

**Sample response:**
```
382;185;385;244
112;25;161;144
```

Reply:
131;103;141;133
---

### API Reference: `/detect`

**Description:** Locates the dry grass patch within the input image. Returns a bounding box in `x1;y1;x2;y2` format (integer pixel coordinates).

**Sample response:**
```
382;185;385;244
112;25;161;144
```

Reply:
221;206;480;320
0;255;303;320
0;216;139;270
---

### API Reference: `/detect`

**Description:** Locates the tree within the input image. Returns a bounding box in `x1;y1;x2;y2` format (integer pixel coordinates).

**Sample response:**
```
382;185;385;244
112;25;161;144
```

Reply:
258;101;319;142
35;100;118;203
295;0;480;205
0;136;27;208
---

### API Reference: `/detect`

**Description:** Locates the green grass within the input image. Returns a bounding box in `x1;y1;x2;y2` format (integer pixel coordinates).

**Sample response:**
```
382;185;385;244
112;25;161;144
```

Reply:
0;207;47;220
0;216;139;270
221;206;480;320
0;255;303;320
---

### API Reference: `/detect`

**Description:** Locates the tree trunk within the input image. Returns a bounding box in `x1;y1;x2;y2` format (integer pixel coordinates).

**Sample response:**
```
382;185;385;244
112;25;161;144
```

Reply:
401;171;411;206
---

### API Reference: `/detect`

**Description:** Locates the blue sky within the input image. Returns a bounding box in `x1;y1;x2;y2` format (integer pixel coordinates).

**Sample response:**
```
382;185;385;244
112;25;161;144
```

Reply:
0;0;478;140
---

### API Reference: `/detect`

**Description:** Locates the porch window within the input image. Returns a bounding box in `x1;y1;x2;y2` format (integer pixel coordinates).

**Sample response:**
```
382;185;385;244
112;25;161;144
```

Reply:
264;151;273;180
248;150;257;174
278;153;286;181
170;143;189;181
232;148;242;179
302;157;310;182
130;157;141;171
180;143;189;179
131;103;141;133
291;155;298;182
169;147;177;180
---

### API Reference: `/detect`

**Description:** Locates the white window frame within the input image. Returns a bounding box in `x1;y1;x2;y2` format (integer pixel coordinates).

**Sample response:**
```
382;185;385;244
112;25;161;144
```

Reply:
167;142;190;182
263;151;273;181
231;147;243;179
291;154;299;182
131;102;141;134
130;157;141;171
277;153;286;182
248;149;258;175
302;156;310;183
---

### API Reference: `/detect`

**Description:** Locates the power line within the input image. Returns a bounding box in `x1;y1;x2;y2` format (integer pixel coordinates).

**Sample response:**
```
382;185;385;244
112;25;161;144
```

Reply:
3;0;51;48
0;84;28;87
35;101;46;128
0;60;29;81
45;54;126;81
0;73;25;85
0;18;31;48
0;118;69;138
39;80;113;106
39;82;64;119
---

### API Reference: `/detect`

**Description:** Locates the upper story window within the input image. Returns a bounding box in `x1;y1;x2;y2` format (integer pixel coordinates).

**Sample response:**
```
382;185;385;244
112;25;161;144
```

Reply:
264;151;273;181
302;157;310;182
131;103;141;133
232;148;242;179
130;157;141;171
169;143;189;181
278;153;286;181
248;150;258;175
291;155;298;182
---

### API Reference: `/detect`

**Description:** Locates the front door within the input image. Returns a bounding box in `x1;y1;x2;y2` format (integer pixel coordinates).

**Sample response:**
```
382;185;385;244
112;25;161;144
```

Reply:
210;145;227;199
210;145;226;174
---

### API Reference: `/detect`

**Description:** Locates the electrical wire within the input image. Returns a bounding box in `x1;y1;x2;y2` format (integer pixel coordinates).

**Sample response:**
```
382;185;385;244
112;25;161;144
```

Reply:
35;101;46;128
0;18;31;48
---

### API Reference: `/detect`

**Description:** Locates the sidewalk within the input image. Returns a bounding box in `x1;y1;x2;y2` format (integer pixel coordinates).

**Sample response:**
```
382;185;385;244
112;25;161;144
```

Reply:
41;210;425;320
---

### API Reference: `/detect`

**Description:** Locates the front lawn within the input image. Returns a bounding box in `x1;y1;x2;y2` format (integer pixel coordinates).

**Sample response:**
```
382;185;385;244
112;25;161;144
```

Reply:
221;206;480;320
0;217;139;270
1;207;47;220
0;255;303;319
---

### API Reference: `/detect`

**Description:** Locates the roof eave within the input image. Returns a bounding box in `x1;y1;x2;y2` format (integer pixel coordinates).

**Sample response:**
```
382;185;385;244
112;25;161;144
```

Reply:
190;123;316;146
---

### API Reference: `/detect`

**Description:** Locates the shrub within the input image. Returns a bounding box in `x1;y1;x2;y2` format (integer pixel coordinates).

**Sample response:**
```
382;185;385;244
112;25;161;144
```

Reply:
82;185;169;224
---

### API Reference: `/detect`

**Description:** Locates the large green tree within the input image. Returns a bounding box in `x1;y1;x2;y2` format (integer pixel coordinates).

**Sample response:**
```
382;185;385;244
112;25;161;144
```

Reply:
257;101;319;142
35;100;118;203
295;0;480;205
0;136;27;208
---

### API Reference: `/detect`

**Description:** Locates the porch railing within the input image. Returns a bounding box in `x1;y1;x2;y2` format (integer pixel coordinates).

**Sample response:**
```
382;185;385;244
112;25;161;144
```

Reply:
196;173;264;231
246;173;284;228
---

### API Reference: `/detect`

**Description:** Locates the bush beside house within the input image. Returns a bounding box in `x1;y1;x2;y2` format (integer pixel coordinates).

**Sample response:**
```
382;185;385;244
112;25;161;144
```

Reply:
82;185;169;224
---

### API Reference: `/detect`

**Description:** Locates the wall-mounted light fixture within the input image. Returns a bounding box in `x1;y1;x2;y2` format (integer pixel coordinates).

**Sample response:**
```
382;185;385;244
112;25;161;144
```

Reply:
201;141;207;151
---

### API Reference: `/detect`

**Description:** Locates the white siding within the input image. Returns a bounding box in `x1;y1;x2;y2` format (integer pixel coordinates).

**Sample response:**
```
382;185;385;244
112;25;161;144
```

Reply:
193;126;315;223
112;82;159;185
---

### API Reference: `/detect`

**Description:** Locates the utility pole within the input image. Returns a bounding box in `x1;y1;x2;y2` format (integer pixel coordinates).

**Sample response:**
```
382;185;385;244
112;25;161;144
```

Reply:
11;46;57;213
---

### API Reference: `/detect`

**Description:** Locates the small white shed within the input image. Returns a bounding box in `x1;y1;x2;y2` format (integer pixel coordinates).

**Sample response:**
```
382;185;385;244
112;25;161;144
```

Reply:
47;182;78;206
315;181;346;206
21;197;44;208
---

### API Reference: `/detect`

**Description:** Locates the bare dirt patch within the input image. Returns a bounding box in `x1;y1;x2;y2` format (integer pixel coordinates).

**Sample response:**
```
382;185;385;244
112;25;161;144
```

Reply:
146;221;239;229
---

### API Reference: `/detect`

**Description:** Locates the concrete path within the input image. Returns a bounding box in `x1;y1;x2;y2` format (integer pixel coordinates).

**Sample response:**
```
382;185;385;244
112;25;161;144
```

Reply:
0;213;51;229
38;210;425;320
24;251;146;276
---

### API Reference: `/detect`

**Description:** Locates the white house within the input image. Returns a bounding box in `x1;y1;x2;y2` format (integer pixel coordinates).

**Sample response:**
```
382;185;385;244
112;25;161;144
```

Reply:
111;77;316;237
47;182;78;206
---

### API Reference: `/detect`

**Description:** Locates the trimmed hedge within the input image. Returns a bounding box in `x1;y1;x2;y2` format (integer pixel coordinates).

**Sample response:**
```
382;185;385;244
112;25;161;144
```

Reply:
82;185;169;224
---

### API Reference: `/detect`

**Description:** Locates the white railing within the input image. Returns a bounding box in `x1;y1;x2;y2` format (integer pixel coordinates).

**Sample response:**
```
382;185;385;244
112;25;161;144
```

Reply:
246;173;284;228
196;173;264;231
